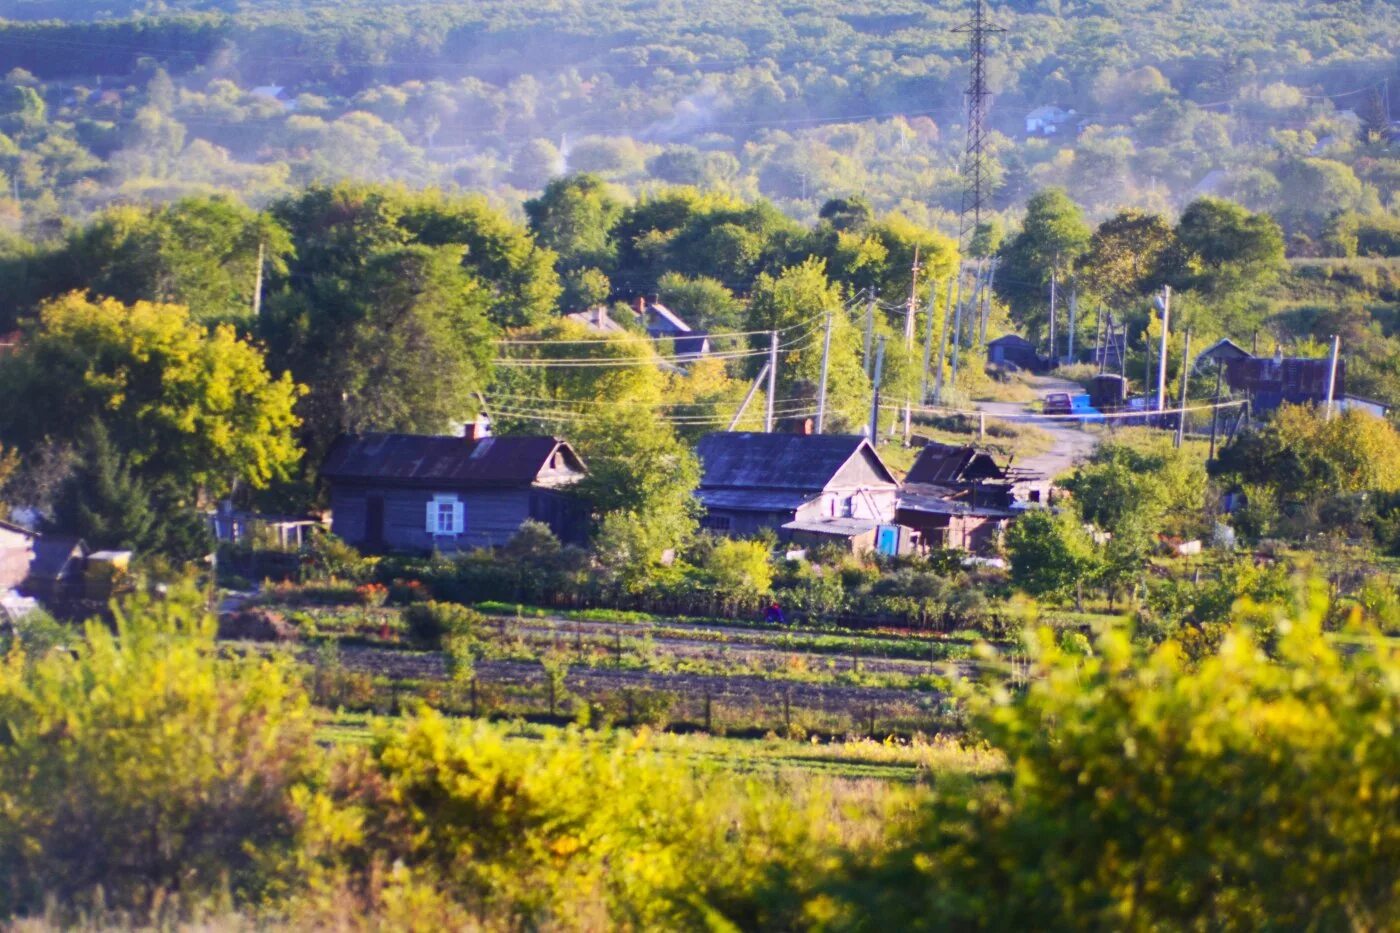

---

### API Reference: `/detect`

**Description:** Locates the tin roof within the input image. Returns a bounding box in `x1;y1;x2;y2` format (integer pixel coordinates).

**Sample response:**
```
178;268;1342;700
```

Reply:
781;517;879;537
695;432;896;493
905;442;1007;485
321;433;585;489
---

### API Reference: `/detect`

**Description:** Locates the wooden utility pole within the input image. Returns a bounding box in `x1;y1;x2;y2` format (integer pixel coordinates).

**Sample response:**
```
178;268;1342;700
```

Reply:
862;290;876;377
933;274;956;405
1325;334;1341;420
921;282;938;404
765;331;778;432
1047;257;1058;364
816;312;833;434
1155;285;1171;414
903;247;921;440
1175;328;1191;448
1067;286;1077;363
868;336;886;441
950;265;973;381
977;257;996;348
252;240;265;318
1207;361;1224;461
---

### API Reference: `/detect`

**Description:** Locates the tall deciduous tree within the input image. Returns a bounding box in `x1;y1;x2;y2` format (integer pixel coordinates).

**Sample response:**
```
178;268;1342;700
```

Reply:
995;188;1091;339
1077;209;1177;311
0;293;303;500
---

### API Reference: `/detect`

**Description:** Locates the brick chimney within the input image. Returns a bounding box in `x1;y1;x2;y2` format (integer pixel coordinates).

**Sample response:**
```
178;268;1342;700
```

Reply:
461;413;493;441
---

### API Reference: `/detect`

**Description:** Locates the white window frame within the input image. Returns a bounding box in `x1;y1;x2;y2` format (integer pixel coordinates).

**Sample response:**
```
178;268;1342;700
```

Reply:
426;494;464;536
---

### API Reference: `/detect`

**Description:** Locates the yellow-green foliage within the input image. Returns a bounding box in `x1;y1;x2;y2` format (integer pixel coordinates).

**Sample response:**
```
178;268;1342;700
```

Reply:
0;585;317;916
833;586;1400;929
307;709;911;930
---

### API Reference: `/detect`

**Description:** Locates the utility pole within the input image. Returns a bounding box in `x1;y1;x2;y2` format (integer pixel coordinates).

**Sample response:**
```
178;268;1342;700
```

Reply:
904;246;921;346
978;257;996;347
862;290;876;377
1155;285;1171;415
953;0;1005;248
252;240;266;319
933;274;956;405
904;247;921;440
950;267;968;382
1094;305;1104;373
766;331;778;432
1067;286;1077;364
1207;361;1224;462
921;282;938;404
1175;328;1191;448
868;336;886;442
816;312;833;434
1325;333;1340;420
1047;257;1058;365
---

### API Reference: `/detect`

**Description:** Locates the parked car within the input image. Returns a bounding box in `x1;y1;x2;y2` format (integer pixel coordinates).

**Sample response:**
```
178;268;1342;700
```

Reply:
1042;392;1072;416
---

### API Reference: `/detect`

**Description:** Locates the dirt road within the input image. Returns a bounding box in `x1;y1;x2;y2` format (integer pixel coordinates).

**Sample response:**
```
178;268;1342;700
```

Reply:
975;374;1101;481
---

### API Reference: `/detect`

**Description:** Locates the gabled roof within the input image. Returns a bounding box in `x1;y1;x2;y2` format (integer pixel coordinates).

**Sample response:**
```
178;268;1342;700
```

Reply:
29;536;85;580
987;334;1035;348
673;332;710;357
0;519;37;540
645;301;691;334
905;442;1007;485
695;432;897;493
1197;338;1252;363
322;433;585;489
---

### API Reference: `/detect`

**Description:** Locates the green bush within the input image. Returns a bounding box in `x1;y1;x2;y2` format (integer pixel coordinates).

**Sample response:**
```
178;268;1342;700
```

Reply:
0;585;316;917
404;601;482;647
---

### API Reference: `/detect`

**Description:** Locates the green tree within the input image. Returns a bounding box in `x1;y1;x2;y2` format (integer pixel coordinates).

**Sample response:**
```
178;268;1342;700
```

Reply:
573;402;700;554
995;188;1091;339
840;593;1400;929
1003;509;1098;601
1172;197;1284;303
1077;209;1176;310
0;294;303;501
524;172;623;275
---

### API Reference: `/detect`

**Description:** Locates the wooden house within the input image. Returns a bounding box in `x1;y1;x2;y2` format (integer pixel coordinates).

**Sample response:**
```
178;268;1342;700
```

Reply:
896;442;1027;553
694;432;905;554
321;431;587;553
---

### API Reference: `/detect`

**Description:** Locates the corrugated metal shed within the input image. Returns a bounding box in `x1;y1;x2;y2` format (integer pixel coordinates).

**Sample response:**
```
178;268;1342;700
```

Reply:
322;433;585;489
695;432;893;492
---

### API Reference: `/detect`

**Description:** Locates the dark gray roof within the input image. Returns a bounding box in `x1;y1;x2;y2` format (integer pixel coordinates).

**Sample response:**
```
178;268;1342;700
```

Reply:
29;536;85;580
322;433;585;489
905;442;1007;485
1198;338;1252;363
697;488;815;512
987;334;1035;348
695;432;895;493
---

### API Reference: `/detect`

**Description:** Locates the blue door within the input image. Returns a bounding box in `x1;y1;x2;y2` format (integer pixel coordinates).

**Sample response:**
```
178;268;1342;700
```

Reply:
876;525;899;556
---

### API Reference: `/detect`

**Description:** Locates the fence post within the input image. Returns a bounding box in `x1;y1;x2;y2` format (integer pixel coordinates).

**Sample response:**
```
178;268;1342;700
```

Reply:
704;692;713;733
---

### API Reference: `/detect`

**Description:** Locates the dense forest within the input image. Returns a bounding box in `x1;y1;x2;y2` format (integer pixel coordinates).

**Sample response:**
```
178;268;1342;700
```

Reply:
0;0;1391;241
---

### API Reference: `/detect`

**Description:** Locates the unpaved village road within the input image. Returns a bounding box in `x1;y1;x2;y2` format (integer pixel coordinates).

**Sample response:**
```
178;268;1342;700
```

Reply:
974;373;1101;481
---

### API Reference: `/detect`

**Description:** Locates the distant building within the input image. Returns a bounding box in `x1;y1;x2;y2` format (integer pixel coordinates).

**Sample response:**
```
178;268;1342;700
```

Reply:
321;428;588;552
694;432;904;554
1196;338;1252;367
564;305;629;335
1025;105;1076;136
1224;352;1343;414
986;334;1043;371
1340;394;1391;419
896;442;1029;553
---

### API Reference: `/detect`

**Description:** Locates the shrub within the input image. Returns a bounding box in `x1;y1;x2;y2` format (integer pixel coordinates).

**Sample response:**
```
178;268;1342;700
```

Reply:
404;601;482;647
0;585;316;917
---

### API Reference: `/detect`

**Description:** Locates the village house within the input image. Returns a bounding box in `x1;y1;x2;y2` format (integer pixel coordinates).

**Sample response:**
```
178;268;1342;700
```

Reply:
636;298;711;358
1223;348;1343;414
896;442;1033;553
694;432;906;554
321;427;588;553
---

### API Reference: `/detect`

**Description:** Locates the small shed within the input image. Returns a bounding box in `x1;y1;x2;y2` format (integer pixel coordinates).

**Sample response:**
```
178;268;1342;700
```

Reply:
986;334;1043;371
1196;338;1252;367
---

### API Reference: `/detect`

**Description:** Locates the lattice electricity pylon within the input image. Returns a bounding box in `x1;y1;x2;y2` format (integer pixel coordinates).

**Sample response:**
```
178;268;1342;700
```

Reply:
954;0;1005;248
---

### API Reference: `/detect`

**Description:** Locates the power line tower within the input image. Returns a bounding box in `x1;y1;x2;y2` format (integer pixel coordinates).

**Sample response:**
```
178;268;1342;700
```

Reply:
954;0;1004;248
